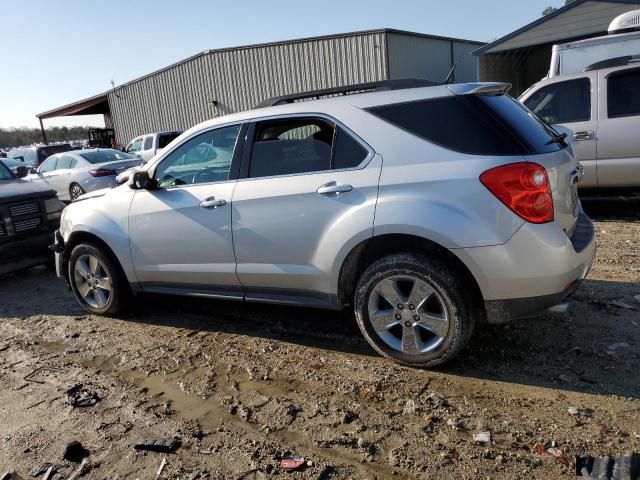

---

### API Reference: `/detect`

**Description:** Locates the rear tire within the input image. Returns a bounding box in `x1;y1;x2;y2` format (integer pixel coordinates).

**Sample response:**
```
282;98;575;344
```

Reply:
68;242;130;315
354;254;475;368
69;183;85;201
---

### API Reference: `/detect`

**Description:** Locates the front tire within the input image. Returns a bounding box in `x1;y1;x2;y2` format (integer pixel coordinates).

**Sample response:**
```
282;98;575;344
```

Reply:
68;242;129;315
354;254;474;368
70;183;85;201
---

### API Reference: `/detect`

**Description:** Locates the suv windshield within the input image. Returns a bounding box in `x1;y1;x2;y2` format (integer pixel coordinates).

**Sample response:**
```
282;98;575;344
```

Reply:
79;150;136;164
367;94;565;156
0;161;14;179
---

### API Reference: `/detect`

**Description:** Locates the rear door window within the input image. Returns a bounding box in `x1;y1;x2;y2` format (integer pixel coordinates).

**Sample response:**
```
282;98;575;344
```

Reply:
56;155;75;169
607;68;640;118
143;136;154;150
368;94;564;156
523;78;591;124
39;156;58;173
248;118;369;178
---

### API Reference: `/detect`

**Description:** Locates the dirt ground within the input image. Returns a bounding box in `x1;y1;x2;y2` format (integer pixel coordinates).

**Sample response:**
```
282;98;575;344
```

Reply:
1;198;639;479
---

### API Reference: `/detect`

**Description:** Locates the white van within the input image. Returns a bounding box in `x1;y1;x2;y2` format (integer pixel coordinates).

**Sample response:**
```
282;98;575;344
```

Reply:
520;11;640;190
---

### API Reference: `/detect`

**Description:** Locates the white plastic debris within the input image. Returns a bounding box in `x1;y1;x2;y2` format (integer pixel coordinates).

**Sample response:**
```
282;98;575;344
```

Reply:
472;431;491;443
403;399;416;415
568;406;579;416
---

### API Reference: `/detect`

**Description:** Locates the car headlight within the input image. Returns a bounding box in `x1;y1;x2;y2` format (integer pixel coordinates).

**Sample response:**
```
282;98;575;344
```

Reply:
45;198;66;220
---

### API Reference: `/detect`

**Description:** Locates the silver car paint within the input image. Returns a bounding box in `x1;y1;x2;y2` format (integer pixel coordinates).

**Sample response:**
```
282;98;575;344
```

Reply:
58;84;596;311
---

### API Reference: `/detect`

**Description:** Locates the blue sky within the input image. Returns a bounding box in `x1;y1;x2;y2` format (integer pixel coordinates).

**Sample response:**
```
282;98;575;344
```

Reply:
0;0;567;129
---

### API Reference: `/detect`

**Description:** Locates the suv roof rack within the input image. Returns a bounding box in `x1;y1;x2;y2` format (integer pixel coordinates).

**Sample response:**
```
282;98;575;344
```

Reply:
584;55;640;72
255;78;437;108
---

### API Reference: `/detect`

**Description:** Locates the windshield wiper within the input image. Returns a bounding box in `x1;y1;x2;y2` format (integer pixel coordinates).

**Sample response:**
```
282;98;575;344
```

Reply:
545;131;567;146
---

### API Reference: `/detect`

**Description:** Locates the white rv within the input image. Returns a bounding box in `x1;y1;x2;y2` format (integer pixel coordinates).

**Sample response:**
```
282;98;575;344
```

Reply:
520;10;640;191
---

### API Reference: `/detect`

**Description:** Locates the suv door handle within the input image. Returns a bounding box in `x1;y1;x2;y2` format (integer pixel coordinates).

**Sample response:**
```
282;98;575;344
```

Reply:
200;197;226;208
573;130;594;141
316;182;353;195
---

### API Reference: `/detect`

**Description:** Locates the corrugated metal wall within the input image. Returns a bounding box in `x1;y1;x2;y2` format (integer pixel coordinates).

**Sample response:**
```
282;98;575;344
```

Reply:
107;32;388;146
386;33;480;83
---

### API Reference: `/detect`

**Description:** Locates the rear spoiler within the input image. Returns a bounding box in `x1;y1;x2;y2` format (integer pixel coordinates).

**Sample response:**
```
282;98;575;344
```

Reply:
446;82;512;95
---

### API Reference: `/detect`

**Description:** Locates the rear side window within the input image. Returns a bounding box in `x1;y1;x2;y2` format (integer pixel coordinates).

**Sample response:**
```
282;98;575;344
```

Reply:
368;94;563;156
56;155;75;169
608;68;640;118
523;78;591;124
143;136;153;150
39;156;57;172
158;132;181;149
249;118;368;178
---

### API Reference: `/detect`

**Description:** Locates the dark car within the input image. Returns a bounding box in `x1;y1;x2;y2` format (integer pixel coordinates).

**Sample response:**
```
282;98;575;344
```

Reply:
0;159;65;275
8;144;73;168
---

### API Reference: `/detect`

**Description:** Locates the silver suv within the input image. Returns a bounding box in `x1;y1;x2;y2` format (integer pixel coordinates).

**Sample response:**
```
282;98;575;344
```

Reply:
53;80;596;367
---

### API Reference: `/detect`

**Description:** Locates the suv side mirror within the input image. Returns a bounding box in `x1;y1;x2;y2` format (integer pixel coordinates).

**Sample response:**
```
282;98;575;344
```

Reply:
16;165;28;178
128;170;155;190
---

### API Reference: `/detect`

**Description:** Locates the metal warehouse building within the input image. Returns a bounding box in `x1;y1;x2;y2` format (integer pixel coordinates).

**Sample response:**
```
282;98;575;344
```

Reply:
37;29;483;146
474;0;640;96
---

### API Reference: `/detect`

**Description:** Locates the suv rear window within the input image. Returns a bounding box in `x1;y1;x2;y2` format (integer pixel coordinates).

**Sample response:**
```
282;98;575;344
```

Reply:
367;94;564;155
158;132;181;149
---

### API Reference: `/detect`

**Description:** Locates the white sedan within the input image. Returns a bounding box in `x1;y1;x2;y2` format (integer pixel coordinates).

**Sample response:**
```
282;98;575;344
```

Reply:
26;149;143;201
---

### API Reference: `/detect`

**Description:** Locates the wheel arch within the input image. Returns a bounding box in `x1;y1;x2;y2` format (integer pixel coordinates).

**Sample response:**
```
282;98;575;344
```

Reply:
337;233;485;318
62;231;129;288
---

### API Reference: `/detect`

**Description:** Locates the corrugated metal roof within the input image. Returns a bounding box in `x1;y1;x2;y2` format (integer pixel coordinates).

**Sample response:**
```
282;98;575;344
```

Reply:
474;0;640;55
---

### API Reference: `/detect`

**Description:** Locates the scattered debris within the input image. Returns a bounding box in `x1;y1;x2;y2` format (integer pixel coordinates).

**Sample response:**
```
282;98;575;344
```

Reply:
610;300;639;311
156;457;167;477
607;342;631;358
134;438;181;453
29;463;55;477
63;441;89;463
280;455;306;471
1;473;24;480
568;406;580;416
426;393;447;407
472;432;491;443
558;374;572;383
42;466;54;480
576;452;640;479
403;399;416;415
23;366;68;384
533;442;546;454
67;385;100;408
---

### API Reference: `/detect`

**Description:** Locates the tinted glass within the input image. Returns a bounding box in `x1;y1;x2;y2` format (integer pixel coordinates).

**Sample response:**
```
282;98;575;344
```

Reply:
155;125;241;187
143;136;153;150
368;94;562;156
523;78;591;124
79;150;135;164
608;68;640;118
249;119;333;178
0;161;13;179
333;127;368;169
158;132;181;149
39;156;57;172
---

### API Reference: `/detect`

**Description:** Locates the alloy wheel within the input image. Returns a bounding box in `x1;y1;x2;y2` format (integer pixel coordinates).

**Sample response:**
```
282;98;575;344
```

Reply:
367;275;450;354
71;184;83;201
73;254;112;308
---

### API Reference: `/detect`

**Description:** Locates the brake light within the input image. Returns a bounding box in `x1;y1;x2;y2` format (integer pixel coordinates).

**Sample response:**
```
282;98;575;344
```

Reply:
89;168;116;177
480;162;553;224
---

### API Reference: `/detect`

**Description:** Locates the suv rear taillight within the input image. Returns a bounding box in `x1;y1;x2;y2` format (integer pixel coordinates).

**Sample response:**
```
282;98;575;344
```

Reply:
89;168;116;177
480;162;553;224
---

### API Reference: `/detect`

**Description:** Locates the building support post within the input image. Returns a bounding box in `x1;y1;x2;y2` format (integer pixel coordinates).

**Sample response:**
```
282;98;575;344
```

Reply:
39;118;48;145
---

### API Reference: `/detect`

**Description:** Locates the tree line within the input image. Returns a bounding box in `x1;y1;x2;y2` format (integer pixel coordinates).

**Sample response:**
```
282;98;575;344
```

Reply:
0;126;92;148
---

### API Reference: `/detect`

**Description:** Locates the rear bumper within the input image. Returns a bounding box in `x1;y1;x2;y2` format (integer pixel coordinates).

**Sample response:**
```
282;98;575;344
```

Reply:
454;212;596;323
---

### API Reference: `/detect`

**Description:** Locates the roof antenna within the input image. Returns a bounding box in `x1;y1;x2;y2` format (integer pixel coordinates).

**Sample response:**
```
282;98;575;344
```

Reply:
443;40;471;84
444;63;457;84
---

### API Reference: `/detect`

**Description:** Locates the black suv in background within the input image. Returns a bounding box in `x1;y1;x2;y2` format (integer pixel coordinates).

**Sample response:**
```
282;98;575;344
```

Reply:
0;160;65;275
8;144;73;168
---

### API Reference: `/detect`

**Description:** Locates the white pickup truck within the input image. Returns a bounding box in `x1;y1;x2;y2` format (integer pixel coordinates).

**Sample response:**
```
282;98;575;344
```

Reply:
124;131;182;162
519;10;640;191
